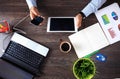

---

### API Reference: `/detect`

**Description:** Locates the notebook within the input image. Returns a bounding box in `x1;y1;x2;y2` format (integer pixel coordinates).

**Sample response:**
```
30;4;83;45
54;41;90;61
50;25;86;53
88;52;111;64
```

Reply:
69;3;120;58
47;17;77;32
69;23;109;58
1;33;49;75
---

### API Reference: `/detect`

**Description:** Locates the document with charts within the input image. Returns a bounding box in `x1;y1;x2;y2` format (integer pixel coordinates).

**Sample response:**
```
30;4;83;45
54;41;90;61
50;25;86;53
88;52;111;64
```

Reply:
95;3;120;44
69;23;109;58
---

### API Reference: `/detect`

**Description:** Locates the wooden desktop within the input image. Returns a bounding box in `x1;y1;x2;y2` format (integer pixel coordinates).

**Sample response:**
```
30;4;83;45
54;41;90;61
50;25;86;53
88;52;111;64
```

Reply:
0;0;120;79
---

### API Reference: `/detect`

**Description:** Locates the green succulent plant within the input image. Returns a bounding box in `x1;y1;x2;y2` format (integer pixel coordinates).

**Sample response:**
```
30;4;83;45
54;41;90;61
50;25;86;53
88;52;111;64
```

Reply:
73;58;96;79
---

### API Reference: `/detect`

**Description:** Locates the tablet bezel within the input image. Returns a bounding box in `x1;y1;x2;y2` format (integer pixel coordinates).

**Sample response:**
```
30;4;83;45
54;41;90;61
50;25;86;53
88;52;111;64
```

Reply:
47;17;77;32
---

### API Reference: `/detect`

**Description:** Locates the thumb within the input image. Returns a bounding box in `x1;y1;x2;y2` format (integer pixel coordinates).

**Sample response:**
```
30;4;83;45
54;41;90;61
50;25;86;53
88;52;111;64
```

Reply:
31;7;41;16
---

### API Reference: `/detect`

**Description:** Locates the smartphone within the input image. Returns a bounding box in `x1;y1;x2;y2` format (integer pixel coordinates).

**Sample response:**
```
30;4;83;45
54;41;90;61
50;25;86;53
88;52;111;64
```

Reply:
31;16;44;25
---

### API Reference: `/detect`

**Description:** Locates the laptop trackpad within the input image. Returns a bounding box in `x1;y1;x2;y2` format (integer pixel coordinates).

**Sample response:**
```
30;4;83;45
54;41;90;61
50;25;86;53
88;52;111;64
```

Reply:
0;59;33;79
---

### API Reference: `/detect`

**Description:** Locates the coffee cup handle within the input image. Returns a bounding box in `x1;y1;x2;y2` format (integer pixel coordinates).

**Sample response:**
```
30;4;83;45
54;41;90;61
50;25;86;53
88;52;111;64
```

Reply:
59;39;63;43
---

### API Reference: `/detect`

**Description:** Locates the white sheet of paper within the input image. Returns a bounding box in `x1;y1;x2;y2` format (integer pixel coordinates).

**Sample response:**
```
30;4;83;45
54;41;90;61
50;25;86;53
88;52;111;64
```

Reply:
95;3;120;44
0;33;12;57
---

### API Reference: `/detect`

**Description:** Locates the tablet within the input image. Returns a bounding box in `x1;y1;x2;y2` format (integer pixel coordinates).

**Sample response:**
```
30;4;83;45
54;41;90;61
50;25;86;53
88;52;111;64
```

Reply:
47;17;77;32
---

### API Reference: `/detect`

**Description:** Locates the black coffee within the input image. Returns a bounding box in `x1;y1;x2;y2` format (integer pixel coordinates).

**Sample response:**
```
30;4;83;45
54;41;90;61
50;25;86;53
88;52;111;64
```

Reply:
61;43;70;51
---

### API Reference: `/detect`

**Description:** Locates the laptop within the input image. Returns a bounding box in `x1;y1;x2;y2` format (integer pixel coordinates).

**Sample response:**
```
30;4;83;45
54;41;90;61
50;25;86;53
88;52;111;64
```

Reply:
1;32;49;75
47;17;77;32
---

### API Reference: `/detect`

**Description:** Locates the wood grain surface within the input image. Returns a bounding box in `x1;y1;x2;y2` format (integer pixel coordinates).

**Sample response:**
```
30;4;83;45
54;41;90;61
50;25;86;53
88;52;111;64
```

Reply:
0;0;120;79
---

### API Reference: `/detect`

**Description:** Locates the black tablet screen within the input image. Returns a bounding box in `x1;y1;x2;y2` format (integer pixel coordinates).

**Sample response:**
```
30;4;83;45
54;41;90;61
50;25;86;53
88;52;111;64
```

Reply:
50;18;75;31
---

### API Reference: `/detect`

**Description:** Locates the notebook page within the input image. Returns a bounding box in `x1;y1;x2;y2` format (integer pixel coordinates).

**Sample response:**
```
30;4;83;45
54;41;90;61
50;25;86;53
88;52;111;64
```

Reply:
85;23;109;51
69;29;93;58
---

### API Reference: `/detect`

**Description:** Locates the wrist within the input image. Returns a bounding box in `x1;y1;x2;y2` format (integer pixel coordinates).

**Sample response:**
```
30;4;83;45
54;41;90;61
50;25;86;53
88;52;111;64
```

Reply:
26;0;37;9
30;6;37;10
79;12;86;19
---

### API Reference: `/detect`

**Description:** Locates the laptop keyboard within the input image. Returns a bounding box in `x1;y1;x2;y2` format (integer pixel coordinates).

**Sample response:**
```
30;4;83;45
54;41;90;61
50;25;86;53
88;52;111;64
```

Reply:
5;41;44;69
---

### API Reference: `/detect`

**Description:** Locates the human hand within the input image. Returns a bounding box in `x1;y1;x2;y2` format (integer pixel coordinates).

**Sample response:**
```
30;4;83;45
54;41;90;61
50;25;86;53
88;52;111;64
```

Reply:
30;6;44;25
75;13;83;29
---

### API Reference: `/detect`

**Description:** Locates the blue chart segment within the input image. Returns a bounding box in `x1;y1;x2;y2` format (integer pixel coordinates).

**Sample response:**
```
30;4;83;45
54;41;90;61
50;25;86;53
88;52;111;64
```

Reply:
111;11;118;20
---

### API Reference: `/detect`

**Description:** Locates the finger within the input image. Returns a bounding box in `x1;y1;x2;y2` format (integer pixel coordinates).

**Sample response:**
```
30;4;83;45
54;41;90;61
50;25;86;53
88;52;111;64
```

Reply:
32;8;41;16
30;12;36;20
76;18;81;27
75;17;79;28
39;23;43;26
75;14;82;28
39;20;44;26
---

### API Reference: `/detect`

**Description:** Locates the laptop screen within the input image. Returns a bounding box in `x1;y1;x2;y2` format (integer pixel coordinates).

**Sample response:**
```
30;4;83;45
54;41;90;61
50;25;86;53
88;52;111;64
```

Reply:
47;17;77;32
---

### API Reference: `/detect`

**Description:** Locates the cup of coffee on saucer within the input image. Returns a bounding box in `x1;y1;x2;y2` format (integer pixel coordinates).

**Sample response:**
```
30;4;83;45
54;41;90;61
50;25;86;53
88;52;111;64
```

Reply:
59;39;71;53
